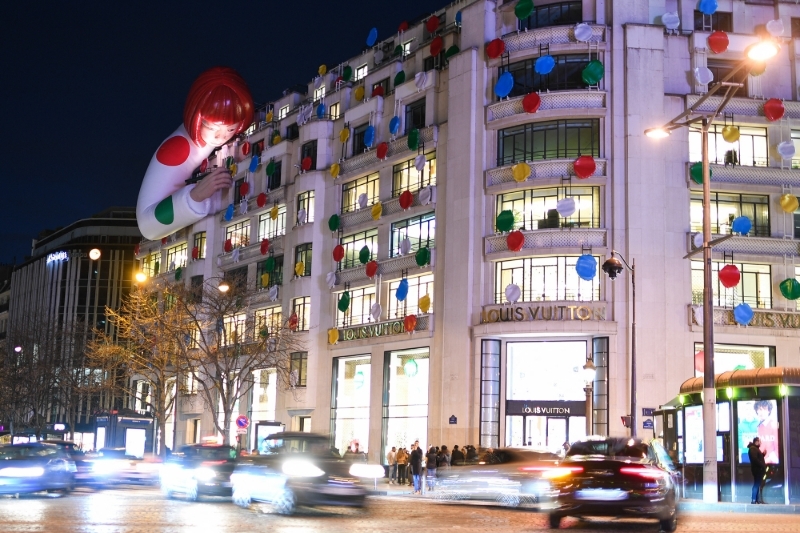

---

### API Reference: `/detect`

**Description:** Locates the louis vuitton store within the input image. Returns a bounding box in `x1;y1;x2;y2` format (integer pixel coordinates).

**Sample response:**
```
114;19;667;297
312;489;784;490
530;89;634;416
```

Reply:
479;337;609;454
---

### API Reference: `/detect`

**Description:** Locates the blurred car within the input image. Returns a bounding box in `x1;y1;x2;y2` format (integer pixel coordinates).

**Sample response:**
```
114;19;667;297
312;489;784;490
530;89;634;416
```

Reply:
41;440;94;486
547;437;679;531
433;448;561;507
0;443;75;496
231;432;375;515
89;448;159;486
160;444;237;501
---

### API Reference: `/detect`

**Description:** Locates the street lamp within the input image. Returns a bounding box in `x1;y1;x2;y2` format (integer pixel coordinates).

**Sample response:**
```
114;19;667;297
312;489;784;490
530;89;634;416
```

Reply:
135;272;147;284
645;48;776;503
602;251;637;437
218;280;230;293
582;359;597;436
13;346;21;353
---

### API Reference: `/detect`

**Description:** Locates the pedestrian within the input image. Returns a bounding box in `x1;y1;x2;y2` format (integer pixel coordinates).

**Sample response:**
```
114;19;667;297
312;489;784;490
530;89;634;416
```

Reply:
426;446;438;491
396;446;408;486
451;445;464;466
386;446;397;485
748;437;767;504
438;445;451;470
251;448;259;456
410;443;423;494
466;445;478;462
562;441;571;457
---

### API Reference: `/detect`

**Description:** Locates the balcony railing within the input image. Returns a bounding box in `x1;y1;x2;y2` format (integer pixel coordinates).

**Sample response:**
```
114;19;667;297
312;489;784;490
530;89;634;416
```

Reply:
486;159;606;188
334;247;435;286
704;163;800;187
686;95;800;120
339;126;438;176
487;91;606;122
339;186;437;230
502;24;606;52
686;233;800;257
217;235;285;268
485;227;606;255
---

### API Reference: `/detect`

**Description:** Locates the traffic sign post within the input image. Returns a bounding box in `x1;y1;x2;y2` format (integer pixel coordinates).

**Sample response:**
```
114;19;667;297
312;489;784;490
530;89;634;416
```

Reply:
235;415;250;429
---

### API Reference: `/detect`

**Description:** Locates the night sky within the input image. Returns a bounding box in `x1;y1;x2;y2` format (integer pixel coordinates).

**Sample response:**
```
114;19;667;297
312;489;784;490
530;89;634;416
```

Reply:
1;0;449;264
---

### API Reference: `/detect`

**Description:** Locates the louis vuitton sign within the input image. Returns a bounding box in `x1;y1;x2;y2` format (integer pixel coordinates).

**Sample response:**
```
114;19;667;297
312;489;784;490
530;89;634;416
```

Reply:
480;304;606;324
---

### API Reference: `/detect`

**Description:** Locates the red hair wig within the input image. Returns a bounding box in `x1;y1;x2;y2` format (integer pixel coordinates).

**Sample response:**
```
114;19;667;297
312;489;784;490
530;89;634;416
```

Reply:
183;67;254;147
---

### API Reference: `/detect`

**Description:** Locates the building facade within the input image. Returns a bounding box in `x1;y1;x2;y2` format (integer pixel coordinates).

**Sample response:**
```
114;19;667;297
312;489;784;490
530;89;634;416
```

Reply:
134;0;800;463
8;207;140;445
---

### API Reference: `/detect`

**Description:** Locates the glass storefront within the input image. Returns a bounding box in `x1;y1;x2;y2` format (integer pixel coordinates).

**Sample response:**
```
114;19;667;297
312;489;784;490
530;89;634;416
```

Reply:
505;341;588;452
251;369;277;450
331;355;371;456
693;343;775;378
382;348;430;460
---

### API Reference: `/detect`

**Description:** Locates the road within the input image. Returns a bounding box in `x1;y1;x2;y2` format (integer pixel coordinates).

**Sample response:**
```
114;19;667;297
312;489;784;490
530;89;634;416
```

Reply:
0;488;796;532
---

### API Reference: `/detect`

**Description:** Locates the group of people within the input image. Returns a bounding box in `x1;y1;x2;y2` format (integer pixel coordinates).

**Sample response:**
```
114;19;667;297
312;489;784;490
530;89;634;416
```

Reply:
385;443;479;494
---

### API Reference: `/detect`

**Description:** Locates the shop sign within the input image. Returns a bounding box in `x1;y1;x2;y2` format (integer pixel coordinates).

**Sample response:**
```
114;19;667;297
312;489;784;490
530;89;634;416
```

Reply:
46;251;88;264
704;307;800;330
118;417;152;425
480;304;606;324
506;400;586;416
338;319;406;342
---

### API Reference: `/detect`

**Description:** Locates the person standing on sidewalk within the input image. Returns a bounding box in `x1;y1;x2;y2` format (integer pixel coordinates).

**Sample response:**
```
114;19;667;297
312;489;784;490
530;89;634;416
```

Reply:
748;437;766;504
386;447;397;485
410;443;423;494
426;446;438;491
396;447;408;486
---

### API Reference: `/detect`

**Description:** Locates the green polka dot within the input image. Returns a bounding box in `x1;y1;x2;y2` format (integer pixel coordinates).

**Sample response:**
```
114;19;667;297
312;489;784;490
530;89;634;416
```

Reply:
155;196;175;225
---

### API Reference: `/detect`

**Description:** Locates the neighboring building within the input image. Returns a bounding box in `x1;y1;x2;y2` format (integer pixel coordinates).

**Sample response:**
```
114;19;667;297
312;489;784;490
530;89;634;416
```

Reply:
0;264;12;341
135;0;800;464
8;207;140;446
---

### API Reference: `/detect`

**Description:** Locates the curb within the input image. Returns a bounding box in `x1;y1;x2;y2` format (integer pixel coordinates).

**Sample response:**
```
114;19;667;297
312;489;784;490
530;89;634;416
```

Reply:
679;501;800;514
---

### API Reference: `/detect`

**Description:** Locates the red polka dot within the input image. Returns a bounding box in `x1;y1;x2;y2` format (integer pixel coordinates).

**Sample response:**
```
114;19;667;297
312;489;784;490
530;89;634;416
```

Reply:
156;136;191;166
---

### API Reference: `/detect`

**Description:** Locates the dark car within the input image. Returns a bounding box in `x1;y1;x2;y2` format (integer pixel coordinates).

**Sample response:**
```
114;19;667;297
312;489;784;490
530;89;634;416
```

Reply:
41;440;94;486
547;437;679;531
160;444;237;501
0;443;76;496
433;448;561;507
230;432;374;515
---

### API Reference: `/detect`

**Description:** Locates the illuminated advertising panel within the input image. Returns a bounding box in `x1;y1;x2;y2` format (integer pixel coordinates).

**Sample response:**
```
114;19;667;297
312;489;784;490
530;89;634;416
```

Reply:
736;399;779;464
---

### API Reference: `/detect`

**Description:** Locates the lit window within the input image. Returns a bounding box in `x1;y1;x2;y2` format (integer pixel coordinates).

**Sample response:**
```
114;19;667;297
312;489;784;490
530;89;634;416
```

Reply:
689;126;767;167
402;40;413;56
496;187;600;231
334;286;376;327
140;252;160;277
165;243;187;272
495;256;600;304
329;102;341;121
258;205;287;240
392;153;437;196
290;352;308;387
222;314;247;346
313;84;326;102
355;64;368;81
389;274;434;318
292;297;311;331
341;173;379;213
294;244;312;277
391;213;435;257
691;261;772;309
255;306;283;336
225;220;250;249
690;192;769;237
339;229;378;270
297;191;315;225
278;105;290;119
497;120;600;167
193;232;206;259
256;255;283;289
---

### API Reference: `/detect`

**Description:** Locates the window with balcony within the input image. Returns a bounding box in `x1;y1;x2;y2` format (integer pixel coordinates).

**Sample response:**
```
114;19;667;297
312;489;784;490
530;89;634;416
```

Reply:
140;252;160;277
290;351;308;386
690;192;769;237
355;64;368;82
391;213;435;257
301;140;317;170
296;190;315;225
222;313;246;346
691;261;771;308
352;123;370;155
372;78;390;97
225;220;250;249
518;1;582;30
501;54;592;98
389;274;434;318
689;125;767;167
267;160;282;191
339;229;378;270
166;243;187;272
342;173;379;213
404;98;426;134
313;84;326;102
392;152;437;196
402;40;413;56
693;10;732;32
496;256;600;304
193;232;206;259
255;306;283;336
497;187;600;231
497;119;600;167
329;102;341;121
704;59;748;97
335;286;377;327
258;205;287;240
234;177;247;205
292;297;311;332
256;255;283;289
294;243;312;277
278;105;290;119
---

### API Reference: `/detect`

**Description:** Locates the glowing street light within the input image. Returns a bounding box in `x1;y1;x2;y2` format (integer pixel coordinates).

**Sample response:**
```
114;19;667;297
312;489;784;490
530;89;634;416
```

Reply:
746;40;780;62
218;281;230;293
644;128;670;139
14;346;22;353
135;272;147;283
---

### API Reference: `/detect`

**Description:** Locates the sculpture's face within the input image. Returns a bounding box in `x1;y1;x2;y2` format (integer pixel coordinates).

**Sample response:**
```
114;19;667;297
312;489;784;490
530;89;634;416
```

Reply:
199;119;241;147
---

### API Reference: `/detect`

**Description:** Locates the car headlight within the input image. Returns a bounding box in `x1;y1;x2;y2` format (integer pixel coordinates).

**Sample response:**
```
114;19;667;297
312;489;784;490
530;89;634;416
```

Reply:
194;467;216;481
93;460;128;474
281;459;325;478
349;464;385;478
0;467;44;477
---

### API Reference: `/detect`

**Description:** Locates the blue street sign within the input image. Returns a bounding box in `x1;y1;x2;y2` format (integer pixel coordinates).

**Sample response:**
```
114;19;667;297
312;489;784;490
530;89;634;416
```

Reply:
643;419;655;430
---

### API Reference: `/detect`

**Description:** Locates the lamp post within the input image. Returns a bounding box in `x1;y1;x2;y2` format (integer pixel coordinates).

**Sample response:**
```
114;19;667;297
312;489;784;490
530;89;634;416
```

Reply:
644;40;779;503
602;251;637;437
582;359;597;436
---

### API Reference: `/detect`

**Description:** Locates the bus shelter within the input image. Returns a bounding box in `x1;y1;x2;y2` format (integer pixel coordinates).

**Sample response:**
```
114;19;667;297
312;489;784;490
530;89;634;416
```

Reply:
655;367;800;504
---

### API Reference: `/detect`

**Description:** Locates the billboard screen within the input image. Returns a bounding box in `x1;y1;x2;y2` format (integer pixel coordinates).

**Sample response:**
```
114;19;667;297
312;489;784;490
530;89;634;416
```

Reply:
737;399;779;464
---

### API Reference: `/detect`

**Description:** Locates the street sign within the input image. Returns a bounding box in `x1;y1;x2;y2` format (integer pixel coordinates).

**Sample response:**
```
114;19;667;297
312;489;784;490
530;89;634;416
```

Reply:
235;415;250;429
449;415;457;425
642;408;655;417
236;428;248;435
643;419;655;430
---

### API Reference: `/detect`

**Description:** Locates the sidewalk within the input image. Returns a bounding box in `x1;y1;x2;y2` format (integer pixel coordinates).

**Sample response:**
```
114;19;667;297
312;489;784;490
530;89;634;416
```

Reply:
367;480;800;514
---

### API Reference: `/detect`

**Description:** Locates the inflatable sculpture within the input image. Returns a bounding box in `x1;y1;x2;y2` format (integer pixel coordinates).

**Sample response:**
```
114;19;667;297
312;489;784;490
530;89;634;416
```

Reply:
136;67;254;240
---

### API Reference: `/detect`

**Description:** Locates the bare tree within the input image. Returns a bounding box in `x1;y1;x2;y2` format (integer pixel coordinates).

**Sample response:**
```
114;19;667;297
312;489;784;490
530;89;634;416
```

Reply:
169;278;304;446
86;288;184;458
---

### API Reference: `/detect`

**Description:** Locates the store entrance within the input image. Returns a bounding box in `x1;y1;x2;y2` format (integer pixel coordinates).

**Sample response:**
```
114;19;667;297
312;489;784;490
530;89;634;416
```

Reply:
506;414;584;451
